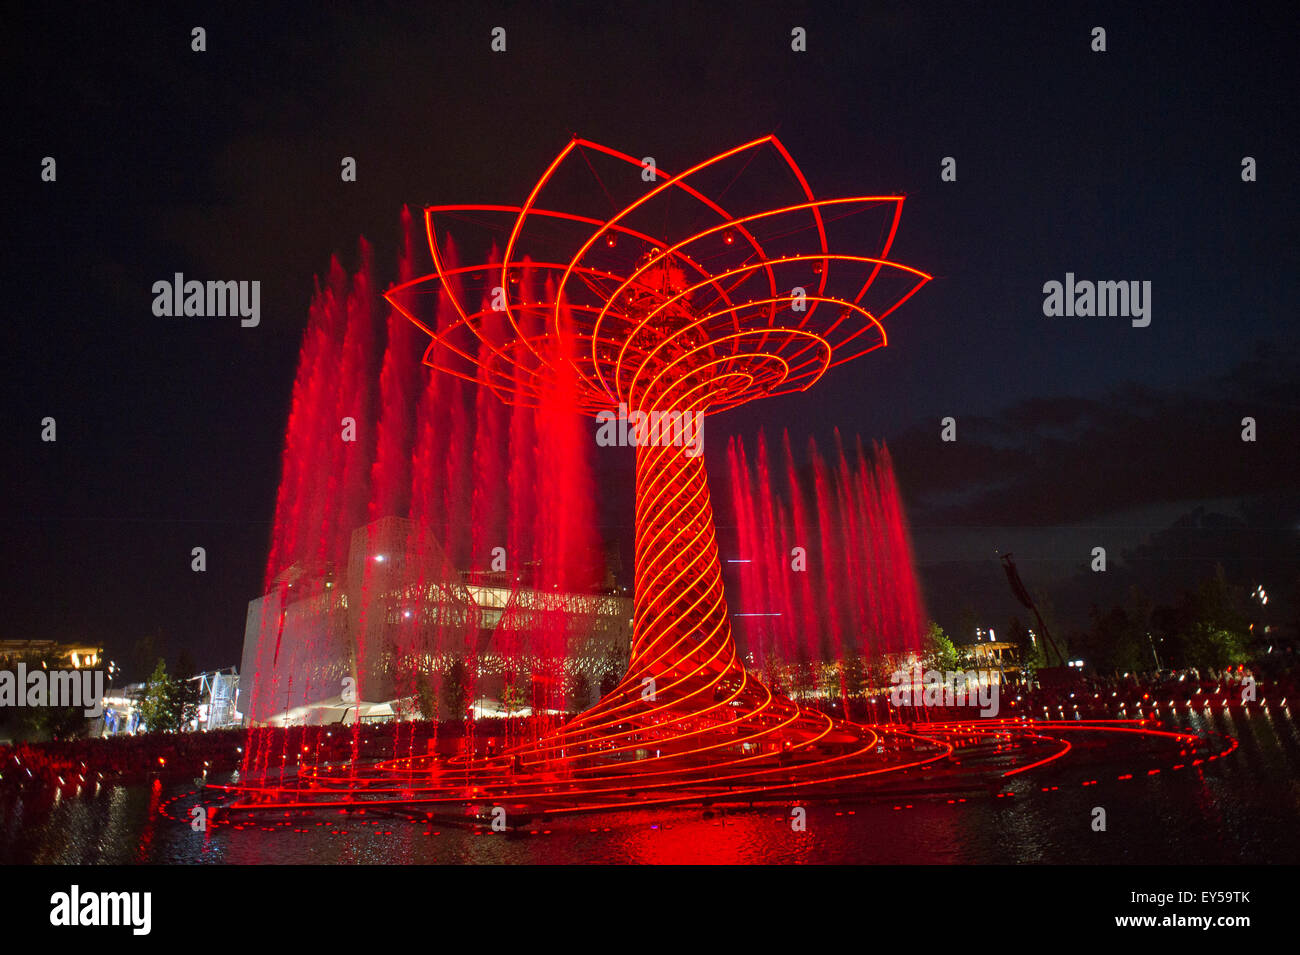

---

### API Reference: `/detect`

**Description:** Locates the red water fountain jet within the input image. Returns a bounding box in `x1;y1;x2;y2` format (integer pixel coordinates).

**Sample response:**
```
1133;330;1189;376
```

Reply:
729;431;927;676
246;246;381;773
782;429;827;664
243;212;608;776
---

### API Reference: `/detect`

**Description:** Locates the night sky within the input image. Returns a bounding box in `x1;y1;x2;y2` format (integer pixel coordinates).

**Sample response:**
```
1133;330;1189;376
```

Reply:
5;1;1297;679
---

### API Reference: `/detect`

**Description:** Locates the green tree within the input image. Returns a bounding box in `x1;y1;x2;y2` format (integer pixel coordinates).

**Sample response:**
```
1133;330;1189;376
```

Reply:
923;622;958;672
1183;624;1248;671
137;658;170;733
137;657;200;733
1163;568;1252;671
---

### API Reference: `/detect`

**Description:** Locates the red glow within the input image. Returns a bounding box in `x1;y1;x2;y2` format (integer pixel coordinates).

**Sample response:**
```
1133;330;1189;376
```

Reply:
212;139;1233;825
377;137;932;792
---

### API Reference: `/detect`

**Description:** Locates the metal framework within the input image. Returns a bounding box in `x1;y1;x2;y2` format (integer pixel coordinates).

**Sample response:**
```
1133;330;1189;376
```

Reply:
379;136;931;789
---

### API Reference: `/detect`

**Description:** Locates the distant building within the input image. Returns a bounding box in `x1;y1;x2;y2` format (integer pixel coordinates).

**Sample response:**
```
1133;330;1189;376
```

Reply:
0;640;107;743
238;516;632;726
193;668;241;730
963;641;1021;684
0;640;103;670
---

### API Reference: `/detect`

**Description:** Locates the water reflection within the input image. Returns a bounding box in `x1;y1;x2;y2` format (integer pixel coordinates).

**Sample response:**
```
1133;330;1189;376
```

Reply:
3;708;1295;865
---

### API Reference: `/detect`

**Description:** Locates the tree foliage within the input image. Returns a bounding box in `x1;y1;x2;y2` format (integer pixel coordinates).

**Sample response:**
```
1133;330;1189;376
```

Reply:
136;657;200;733
923;622;958;672
1066;568;1253;675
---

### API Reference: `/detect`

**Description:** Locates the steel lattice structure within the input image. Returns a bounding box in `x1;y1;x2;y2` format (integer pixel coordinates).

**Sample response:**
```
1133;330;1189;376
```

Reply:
380;136;929;780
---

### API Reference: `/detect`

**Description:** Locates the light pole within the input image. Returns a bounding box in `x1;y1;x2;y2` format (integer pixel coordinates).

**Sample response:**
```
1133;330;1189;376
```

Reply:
1146;632;1161;672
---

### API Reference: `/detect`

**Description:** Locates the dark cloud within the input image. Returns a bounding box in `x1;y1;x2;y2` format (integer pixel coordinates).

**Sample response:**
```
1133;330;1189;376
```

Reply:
891;343;1299;528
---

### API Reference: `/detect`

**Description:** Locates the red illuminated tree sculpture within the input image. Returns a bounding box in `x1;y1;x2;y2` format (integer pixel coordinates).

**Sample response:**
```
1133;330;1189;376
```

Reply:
384;136;932;799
